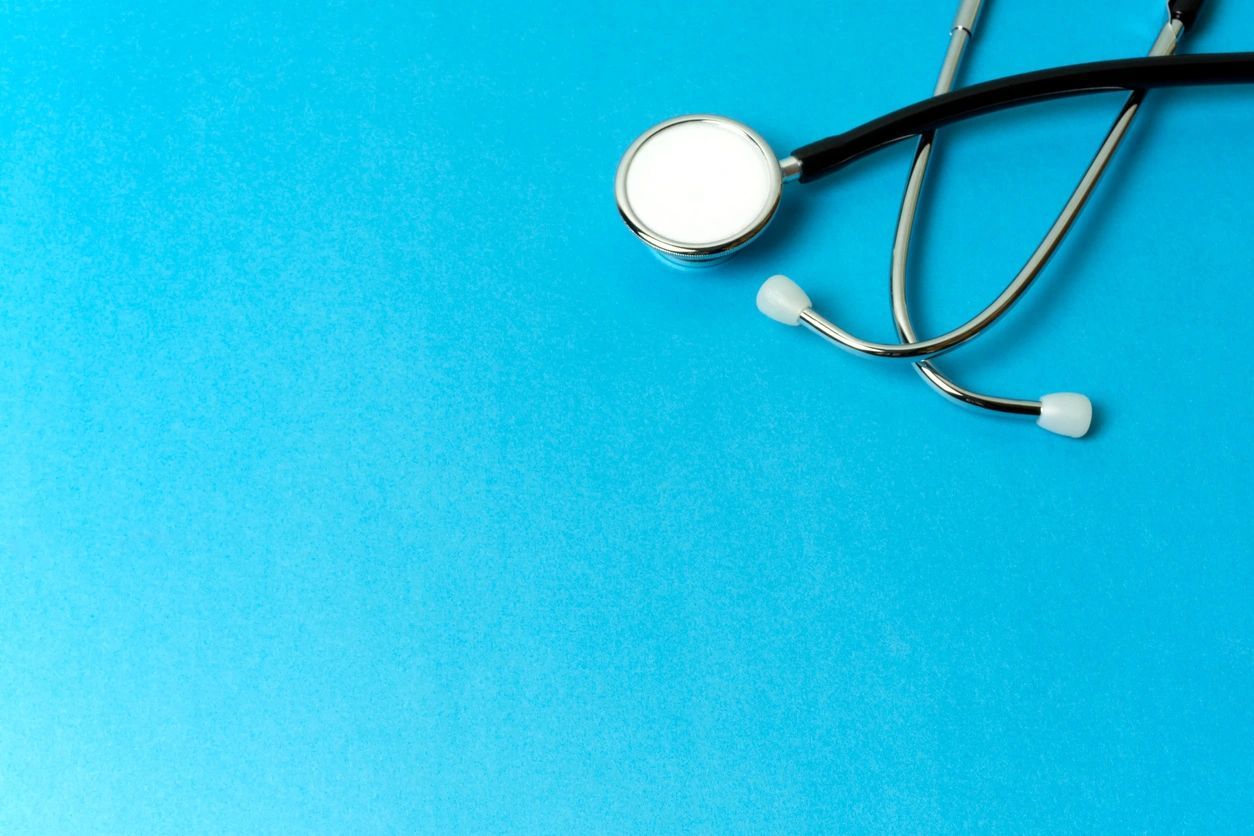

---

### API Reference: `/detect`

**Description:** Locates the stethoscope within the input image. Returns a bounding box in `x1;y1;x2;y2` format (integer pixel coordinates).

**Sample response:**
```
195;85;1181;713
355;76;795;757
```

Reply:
614;0;1252;438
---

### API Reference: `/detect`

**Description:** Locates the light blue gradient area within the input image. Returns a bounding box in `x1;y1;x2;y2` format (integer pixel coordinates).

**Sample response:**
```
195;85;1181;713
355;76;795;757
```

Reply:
2;1;1252;832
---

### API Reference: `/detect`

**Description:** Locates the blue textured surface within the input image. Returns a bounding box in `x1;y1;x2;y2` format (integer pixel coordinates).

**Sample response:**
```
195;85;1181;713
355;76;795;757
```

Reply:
2;1;1252;832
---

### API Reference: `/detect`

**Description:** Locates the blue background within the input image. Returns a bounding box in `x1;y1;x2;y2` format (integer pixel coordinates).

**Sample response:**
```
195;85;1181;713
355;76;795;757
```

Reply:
2;0;1252;832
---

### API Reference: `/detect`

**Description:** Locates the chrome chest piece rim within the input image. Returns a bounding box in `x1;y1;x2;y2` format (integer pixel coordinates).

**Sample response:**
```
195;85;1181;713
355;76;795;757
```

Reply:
614;115;783;268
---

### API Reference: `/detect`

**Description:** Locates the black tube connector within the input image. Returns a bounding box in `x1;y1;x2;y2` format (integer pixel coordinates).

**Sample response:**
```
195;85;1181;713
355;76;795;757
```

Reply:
1168;0;1206;30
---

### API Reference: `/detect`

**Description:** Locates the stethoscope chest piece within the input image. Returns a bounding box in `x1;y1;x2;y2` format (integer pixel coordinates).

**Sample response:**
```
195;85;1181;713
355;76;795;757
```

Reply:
615;115;783;267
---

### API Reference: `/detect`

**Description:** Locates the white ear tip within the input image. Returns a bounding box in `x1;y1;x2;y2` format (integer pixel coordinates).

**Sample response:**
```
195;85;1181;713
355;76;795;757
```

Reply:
756;275;812;326
1037;393;1092;438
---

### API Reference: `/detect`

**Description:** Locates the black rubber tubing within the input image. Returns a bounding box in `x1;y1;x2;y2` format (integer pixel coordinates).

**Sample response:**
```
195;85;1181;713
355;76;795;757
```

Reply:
793;52;1254;183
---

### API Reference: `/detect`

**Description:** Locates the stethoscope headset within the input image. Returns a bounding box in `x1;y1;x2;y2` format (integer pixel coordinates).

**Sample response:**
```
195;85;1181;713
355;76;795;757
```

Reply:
614;0;1253;437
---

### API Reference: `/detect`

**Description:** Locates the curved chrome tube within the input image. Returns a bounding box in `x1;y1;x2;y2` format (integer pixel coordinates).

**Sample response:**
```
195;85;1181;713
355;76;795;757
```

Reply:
797;13;1184;364
891;15;1183;415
